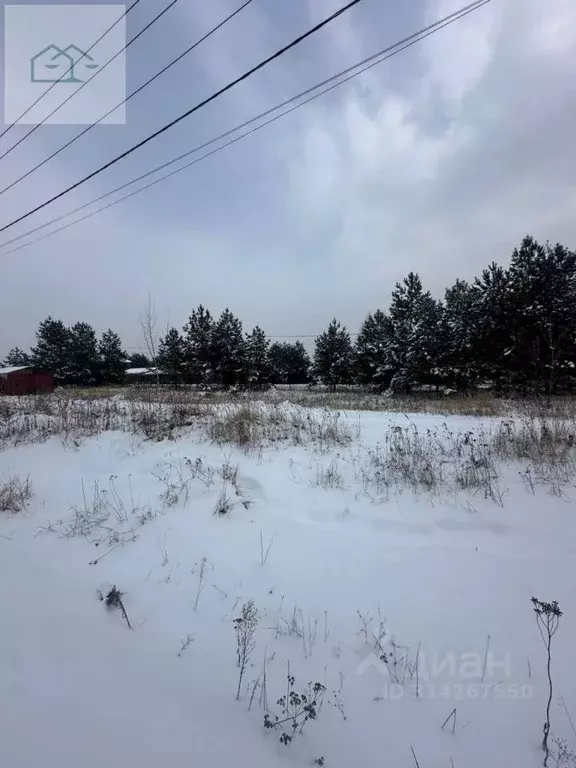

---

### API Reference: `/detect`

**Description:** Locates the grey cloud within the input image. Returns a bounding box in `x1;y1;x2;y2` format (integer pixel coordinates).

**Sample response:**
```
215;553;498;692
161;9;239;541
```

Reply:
1;0;575;357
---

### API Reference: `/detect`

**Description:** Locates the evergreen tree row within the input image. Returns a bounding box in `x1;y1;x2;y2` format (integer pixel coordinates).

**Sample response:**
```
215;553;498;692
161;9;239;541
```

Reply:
4;236;575;395
156;306;311;390
4;320;126;386
2;309;312;390
348;235;576;395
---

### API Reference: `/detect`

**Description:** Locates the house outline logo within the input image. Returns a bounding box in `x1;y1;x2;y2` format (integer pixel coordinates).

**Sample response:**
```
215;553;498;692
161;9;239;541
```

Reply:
30;44;99;84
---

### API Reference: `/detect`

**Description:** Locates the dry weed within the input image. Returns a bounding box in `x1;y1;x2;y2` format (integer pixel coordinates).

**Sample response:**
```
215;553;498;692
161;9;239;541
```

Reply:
0;474;33;513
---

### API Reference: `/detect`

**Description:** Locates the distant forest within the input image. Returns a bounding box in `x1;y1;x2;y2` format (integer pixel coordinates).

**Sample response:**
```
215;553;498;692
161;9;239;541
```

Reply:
4;235;576;395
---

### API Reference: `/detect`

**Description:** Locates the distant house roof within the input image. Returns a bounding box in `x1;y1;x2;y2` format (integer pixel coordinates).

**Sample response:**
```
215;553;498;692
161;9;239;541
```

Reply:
125;367;159;376
0;366;31;375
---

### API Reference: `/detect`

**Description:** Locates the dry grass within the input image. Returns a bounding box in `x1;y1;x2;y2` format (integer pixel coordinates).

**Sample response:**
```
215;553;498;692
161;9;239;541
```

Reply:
0;399;16;421
278;389;508;417
492;417;576;494
208;403;352;453
1;392;350;451
353;413;576;503
213;484;234;516
492;417;576;462
313;457;344;489
0;390;208;447
284;389;576;419
91;384;576;419
61;386;124;400
120;385;505;416
31;381;576;418
2;389;576;501
0;474;33;513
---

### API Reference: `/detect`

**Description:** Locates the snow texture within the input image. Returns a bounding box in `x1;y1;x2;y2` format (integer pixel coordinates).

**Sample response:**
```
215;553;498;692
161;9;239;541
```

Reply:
1;405;575;767
0;366;31;375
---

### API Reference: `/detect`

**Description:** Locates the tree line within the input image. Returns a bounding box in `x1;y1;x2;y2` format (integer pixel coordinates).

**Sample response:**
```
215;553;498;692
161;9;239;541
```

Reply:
4;323;128;386
2;310;312;389
4;235;576;395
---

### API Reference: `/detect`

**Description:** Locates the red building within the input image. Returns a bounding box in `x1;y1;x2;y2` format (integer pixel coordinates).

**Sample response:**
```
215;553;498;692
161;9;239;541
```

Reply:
0;366;54;395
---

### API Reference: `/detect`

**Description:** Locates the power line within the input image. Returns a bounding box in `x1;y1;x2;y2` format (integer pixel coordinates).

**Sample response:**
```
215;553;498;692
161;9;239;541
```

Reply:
0;0;256;195
0;0;491;257
124;333;361;349
0;0;142;145
0;0;362;235
268;334;359;338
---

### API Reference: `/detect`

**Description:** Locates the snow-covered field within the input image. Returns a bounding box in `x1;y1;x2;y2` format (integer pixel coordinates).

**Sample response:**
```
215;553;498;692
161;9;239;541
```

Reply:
1;398;575;768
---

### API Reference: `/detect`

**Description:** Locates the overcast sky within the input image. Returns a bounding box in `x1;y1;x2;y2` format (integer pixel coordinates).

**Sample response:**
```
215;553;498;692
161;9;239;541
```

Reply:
1;0;575;359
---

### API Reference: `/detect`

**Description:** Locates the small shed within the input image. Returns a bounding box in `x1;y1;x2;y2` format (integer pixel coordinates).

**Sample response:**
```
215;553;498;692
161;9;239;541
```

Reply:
0;366;54;395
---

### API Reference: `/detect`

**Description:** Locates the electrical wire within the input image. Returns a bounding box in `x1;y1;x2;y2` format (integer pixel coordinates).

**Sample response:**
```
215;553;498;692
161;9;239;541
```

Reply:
0;0;180;165
0;0;256;195
0;0;363;235
0;0;142;145
0;0;490;257
123;333;361;349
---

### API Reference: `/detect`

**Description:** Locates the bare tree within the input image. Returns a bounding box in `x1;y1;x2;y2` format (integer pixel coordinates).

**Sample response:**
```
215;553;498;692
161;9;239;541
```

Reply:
139;294;160;388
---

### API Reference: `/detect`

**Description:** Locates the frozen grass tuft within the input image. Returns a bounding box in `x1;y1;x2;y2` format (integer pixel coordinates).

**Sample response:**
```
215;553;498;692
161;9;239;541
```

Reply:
155;458;193;508
552;737;576;768
493;418;576;495
220;458;240;487
0;474;33;513
213;484;234;516
356;416;575;503
313;457;344;489
61;476;149;542
209;403;352;453
358;422;506;503
185;456;215;488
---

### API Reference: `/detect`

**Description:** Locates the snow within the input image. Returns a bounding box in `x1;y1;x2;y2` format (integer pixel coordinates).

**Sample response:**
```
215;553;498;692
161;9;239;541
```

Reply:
1;404;575;768
0;366;30;375
125;367;158;375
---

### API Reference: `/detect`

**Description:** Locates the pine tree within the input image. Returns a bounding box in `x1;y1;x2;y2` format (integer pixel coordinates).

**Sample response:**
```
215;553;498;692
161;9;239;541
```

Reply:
471;262;513;390
388;273;441;393
268;343;287;384
313;319;353;391
269;341;310;385
3;347;31;367
355;310;394;391
210;309;245;389
183;305;214;386
507;236;576;395
129;353;151;368
158;328;186;386
31;317;71;384
290;341;311;384
68;322;100;386
99;330;127;385
441;280;481;389
243;326;271;390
